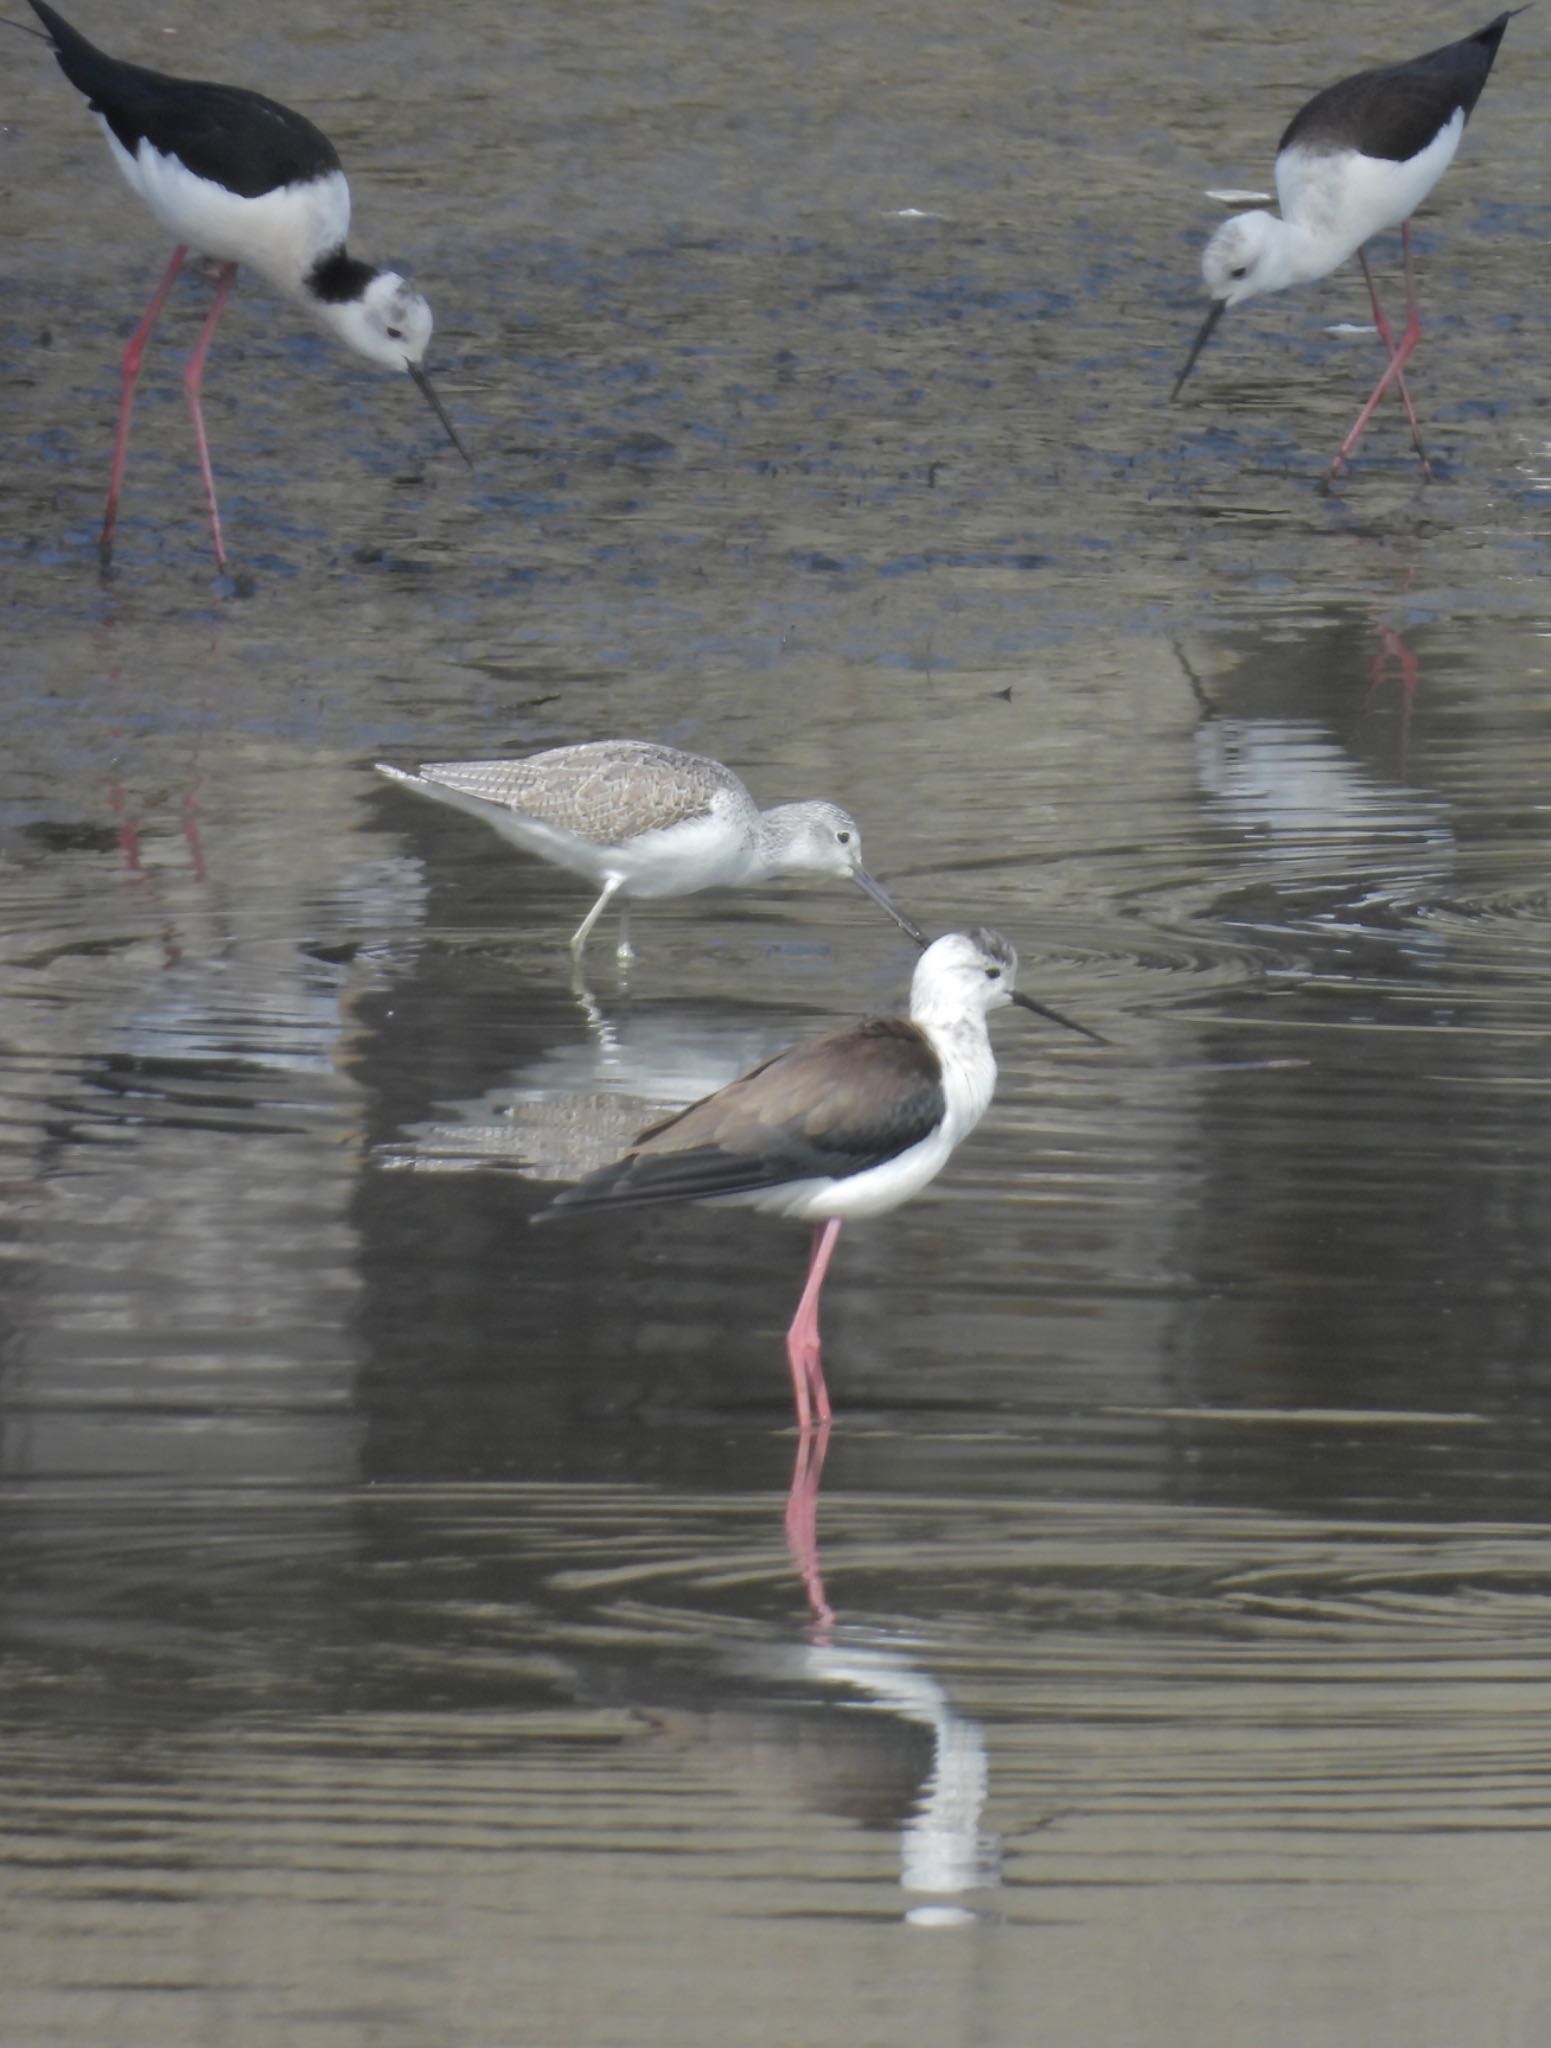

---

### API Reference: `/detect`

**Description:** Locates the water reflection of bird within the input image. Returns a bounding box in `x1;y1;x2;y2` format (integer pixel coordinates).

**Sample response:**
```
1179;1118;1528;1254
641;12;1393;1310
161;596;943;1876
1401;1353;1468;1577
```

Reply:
22;0;468;571
377;1004;801;1184
538;928;1104;1428
804;1637;1002;1922
1173;12;1519;478
377;741;923;965
778;1431;1006;1918
1179;638;1457;971
595;1600;1002;1924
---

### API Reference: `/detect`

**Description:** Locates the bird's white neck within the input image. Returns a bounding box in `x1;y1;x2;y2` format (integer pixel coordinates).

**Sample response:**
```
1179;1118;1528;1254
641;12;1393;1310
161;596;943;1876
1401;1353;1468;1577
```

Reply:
747;804;826;880
1240;210;1349;295
747;809;791;877
916;1005;999;1143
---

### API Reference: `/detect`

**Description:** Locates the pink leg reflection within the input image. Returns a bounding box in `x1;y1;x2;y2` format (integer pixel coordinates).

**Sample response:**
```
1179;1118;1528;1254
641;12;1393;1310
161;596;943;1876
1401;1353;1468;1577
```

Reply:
784;1422;834;1636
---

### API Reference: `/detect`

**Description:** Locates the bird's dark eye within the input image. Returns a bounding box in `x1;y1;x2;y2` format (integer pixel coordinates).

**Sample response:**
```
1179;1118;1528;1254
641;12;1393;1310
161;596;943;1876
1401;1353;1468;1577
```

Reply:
1229;265;1248;280
984;967;1001;981
386;326;404;340
836;830;852;845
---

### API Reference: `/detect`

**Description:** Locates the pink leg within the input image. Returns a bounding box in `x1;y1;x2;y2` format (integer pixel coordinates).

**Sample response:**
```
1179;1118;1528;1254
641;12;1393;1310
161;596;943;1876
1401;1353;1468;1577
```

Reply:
1355;233;1432;475
1352;247;1426;471
1328;226;1427;482
101;244;189;571
785;1217;842;1430
182;261;238;569
1395;224;1430;460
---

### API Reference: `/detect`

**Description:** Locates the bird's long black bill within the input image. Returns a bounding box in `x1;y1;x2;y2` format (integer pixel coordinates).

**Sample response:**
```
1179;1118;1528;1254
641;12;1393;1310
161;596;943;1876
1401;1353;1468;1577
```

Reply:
1010;987;1108;1046
1171;298;1226;402
852;867;927;947
410;364;474;468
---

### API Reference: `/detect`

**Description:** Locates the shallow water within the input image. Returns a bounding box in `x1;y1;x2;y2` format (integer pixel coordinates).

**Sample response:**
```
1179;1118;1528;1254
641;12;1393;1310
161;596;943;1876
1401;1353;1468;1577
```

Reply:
5;0;1551;2041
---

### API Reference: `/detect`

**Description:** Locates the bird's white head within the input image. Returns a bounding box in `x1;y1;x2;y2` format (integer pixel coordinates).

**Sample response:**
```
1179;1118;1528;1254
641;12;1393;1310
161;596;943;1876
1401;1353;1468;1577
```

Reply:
316;268;435;371
1172;209;1298;401
911;928;1108;1044
309;265;471;464
911;928;1020;1022
762;800;868;879
760;802;925;943
1199;210;1289;307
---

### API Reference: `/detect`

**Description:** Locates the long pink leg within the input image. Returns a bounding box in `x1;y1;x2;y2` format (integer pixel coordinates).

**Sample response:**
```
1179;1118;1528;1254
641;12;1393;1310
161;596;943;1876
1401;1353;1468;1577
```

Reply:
1355;232;1432;475
101;244;189;570
785;1217;842;1430
182;261;238;569
1328;224;1426;482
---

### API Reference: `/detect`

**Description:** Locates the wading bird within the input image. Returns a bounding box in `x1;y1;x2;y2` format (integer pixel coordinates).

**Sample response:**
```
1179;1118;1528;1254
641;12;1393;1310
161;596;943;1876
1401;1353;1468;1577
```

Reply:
537;928;1105;1427
1173;12;1519;478
376;741;924;962
23;0;468;569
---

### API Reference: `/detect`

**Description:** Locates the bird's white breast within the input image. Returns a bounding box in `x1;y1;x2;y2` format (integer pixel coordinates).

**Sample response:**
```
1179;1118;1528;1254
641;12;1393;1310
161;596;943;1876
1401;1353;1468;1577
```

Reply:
1275;111;1463;272
743;1012;999;1226
103;125;352;294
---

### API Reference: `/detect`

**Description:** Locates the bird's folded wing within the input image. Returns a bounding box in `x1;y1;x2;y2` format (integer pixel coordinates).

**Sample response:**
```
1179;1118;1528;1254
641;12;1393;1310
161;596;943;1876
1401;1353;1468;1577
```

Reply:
539;1017;946;1215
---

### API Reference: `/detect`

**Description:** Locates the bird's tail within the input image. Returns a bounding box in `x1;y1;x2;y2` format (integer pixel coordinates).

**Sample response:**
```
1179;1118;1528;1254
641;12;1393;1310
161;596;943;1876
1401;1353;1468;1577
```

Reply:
22;0;127;103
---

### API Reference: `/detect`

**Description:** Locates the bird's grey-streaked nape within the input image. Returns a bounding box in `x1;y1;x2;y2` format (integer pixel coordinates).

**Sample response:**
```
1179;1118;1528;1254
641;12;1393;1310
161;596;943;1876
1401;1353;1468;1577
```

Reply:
375;741;923;962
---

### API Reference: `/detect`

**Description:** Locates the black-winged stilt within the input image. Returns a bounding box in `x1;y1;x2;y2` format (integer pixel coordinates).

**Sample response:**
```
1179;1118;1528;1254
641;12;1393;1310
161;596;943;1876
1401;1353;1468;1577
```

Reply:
22;0;469;570
376;741;926;962
536;927;1105;1428
1173;12;1521;478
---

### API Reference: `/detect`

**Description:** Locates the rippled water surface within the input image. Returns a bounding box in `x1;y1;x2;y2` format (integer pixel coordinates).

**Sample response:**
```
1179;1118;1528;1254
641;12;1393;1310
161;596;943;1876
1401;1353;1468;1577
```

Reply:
5;0;1551;2041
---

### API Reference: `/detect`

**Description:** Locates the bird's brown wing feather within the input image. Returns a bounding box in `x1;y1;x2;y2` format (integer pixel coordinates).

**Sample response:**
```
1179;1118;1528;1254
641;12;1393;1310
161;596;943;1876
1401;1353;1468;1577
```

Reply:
539;1017;946;1214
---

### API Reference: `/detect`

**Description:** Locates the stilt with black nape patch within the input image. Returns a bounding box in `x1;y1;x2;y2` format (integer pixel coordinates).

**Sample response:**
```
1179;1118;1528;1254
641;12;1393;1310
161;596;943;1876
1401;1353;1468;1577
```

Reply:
18;0;469;570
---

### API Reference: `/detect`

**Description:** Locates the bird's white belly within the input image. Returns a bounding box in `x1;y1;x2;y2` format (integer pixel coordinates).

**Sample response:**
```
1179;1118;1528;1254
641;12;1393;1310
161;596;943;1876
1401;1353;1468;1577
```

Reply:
104;127;350;291
742;1122;964;1224
606;815;749;899
477;808;743;897
1277;115;1463;271
729;1021;998;1225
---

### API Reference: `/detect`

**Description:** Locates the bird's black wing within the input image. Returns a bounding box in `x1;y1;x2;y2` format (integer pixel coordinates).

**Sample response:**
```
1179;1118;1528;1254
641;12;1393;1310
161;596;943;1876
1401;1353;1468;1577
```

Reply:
30;0;341;195
1279;14;1515;164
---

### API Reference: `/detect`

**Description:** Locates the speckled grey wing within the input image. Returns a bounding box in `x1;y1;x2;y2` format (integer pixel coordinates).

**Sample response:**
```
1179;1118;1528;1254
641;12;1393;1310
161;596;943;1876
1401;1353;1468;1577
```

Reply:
539;1018;946;1213
411;743;745;846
